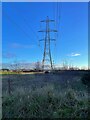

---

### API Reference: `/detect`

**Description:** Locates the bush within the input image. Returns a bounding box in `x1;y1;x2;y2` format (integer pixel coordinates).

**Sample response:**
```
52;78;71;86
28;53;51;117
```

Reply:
81;73;90;86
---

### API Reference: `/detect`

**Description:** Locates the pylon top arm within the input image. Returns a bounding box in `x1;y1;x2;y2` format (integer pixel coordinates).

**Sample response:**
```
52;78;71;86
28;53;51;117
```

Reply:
38;30;57;32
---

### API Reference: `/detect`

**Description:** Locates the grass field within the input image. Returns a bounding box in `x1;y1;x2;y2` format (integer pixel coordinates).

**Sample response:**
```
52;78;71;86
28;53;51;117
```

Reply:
2;70;89;118
0;71;44;75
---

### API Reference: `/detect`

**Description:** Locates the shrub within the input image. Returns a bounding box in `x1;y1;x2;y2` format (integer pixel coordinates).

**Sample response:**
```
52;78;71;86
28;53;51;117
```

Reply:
81;73;90;86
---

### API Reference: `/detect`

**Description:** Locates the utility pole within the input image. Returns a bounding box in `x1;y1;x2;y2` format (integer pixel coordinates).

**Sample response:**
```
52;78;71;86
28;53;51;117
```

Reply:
38;16;57;70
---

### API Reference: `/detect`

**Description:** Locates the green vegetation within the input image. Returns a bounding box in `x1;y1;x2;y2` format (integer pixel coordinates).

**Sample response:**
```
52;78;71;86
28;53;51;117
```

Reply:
2;71;89;118
3;86;89;118
81;72;90;86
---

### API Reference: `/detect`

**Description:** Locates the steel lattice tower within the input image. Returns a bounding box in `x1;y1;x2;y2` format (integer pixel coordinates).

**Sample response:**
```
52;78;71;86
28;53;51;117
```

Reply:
38;16;57;70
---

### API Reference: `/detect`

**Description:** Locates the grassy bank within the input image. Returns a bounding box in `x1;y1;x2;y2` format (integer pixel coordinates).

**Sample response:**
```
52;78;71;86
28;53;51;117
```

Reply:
2;86;89;118
2;71;89;118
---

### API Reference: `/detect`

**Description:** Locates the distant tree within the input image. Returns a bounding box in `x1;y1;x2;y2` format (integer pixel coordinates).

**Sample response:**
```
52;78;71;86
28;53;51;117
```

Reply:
74;66;80;70
35;61;41;71
62;60;69;70
10;60;21;73
69;66;79;70
81;66;87;70
69;67;74;70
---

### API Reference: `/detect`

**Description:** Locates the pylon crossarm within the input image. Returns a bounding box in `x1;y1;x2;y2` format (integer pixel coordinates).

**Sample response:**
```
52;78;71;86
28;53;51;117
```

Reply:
50;39;56;41
39;39;44;41
40;20;55;22
38;30;57;32
39;39;55;42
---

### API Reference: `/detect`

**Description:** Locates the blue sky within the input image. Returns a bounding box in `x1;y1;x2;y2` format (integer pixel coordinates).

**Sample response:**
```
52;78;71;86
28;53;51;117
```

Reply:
2;2;88;68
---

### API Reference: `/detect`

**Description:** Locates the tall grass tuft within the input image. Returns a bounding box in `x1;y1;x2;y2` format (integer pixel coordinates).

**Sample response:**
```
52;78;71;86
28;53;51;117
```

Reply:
2;85;88;118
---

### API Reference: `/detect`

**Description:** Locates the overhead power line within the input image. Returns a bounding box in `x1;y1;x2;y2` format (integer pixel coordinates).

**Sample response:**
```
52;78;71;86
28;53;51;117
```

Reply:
3;12;33;41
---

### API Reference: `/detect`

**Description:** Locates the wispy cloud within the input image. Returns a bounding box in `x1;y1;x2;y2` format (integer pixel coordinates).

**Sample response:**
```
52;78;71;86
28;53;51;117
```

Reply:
67;53;81;57
2;52;16;59
10;43;35;49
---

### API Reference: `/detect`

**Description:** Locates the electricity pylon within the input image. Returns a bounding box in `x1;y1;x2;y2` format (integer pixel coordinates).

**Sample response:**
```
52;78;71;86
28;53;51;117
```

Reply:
38;16;57;70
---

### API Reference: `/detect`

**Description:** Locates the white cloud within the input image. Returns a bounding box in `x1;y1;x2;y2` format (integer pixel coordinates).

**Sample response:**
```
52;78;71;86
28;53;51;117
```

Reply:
67;53;81;57
71;53;81;57
10;43;35;49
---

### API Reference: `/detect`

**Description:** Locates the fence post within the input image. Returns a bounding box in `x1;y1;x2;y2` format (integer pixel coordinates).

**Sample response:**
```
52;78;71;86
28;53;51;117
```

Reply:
8;78;11;95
